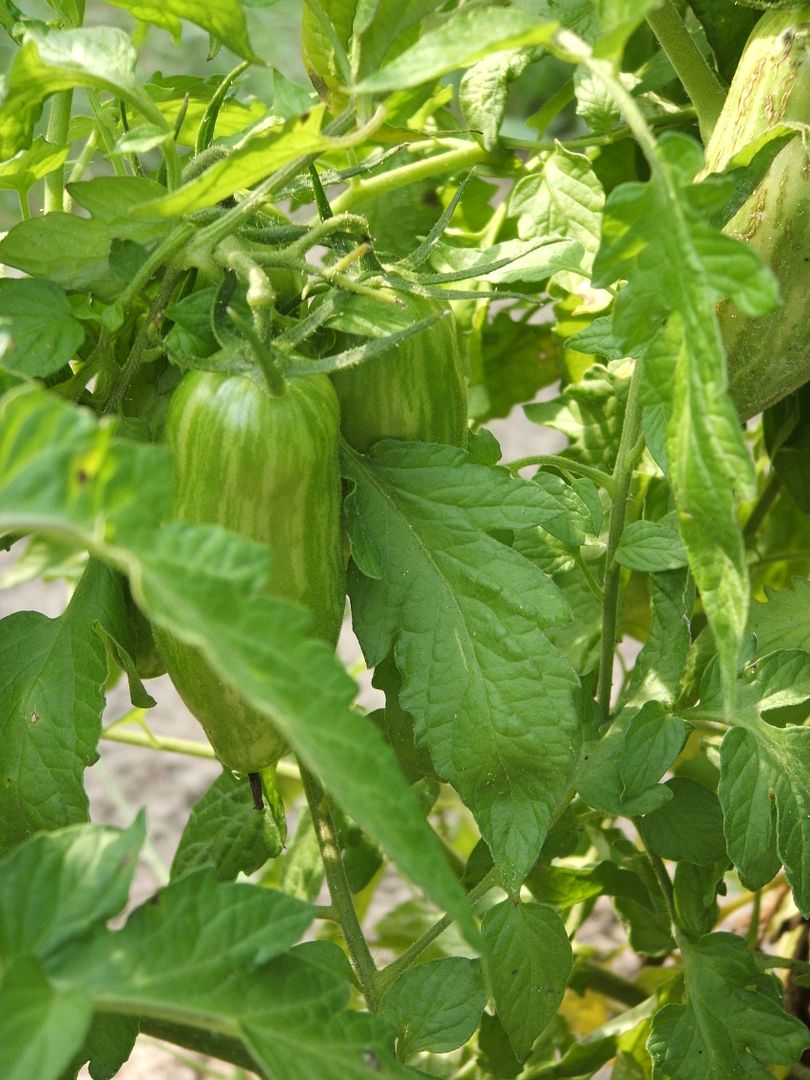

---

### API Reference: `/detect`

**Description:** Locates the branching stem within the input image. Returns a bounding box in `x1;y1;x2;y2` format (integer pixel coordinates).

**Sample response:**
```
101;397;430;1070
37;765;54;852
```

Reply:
102;267;184;415
743;473;782;539
300;766;380;1010
508;454;616;495
331;143;490;214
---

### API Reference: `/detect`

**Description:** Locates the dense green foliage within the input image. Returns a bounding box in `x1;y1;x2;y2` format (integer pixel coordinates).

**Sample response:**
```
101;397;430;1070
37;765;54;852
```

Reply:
1;2;810;1079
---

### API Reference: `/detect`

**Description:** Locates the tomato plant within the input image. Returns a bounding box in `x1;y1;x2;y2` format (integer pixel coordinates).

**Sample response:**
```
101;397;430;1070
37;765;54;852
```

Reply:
1;3;810;1079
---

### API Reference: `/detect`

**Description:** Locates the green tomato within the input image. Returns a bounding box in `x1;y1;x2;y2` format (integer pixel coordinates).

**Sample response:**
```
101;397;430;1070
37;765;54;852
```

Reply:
154;369;346;773
330;293;469;452
705;7;810;419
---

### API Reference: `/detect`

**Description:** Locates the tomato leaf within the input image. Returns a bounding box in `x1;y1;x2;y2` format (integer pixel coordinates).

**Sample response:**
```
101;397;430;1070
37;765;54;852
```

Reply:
0;958;93;1080
0;560;139;853
482;900;572;1062
592;132;779;701
0;25;165;160
690;651;810;910
103;0;261;63
342;440;583;889
0;819;145;958
379;957;487;1057
647;933;809;1078
0;278;84;378
354;8;556;92
171;769;284;882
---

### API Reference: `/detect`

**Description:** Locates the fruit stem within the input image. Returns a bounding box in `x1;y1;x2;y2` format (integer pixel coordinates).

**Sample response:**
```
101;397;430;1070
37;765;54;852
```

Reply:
226;306;287;397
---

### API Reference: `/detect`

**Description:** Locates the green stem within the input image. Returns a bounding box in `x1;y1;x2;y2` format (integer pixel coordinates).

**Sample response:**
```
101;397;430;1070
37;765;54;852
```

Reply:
66;129;99;190
300;766;380;1010
17;191;30;220
118;101;145;178
746;888;762;948
313;905;338;921
248;245;389;302
87;89;128;177
375;868;500;996
525;78;575;139
102;721;216;760
102;266;183;415
136;1017;258;1072
508;454;616;495
43;92;73;212
553;31;670;167
289;213;370;256
100;714;303;781
686;716;728;736
718;875;785;921
572;958;648;1007
749;550;810;572
119;224;196;311
596;362;646;719
331;143;490;214
190;107;372;255
646;848;679;933
645;1;726;143
140;1040;235;1080
226;305;287;396
743;472;781;539
575;551;604;602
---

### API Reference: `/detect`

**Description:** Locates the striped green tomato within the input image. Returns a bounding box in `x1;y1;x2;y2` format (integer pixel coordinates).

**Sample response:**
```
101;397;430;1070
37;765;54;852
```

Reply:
330;293;468;451
705;6;810;419
155;369;345;774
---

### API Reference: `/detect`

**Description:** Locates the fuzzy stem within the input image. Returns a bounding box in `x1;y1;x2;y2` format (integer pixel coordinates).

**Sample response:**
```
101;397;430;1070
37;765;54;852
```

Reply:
190;107;381;255
375;868;500;996
102;267;183;415
100;718;302;781
137;1017;258;1072
508;454;617;494
300;766;380;1010
596;361;646;718
331;143;490;214
102;723;218;760
646;848;679;933
43;92;73;212
645;1;726;142
743;472;782;539
226;305;287;396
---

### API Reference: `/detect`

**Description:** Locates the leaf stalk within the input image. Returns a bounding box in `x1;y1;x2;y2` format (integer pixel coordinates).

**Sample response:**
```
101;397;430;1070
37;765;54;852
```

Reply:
596;360;646;718
299;765;380;1010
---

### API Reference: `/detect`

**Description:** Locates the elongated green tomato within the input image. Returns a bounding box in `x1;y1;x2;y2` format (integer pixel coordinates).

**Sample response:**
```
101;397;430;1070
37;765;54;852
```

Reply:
154;370;346;774
704;7;810;419
330;293;469;451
